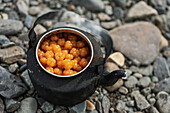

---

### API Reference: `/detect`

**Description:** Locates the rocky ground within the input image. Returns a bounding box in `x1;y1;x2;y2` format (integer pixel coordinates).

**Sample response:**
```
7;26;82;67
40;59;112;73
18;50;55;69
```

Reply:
0;0;170;113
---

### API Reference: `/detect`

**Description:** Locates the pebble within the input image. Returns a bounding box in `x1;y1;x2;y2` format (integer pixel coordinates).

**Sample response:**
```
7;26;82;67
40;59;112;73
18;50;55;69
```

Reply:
153;78;170;93
102;96;110;113
150;0;166;14
0;35;15;48
0;97;4;113
30;0;39;6
138;77;151;88
8;11;20;20
105;79;123;92
72;0;104;12
16;0;29;15
151;76;159;83
18;97;37;113
8;63;19;73
160;36;168;49
5;99;20;112
29;6;41;16
109;22;162;65
97;13;111;21
21;70;34;89
163;50;170;57
104;61;119;73
148;98;156;105
86;110;98;113
96;101;102;113
133;73;143;78
0;46;25;64
105;5;113;15
86;100;95;111
125;76;138;88
142;87;151;96
71;101;86;113
19;63;27;72
116;100;125;112
107;52;125;67
0;19;23;35
118;86;128;94
127;1;158;20
133;92;150;110
153;56;170;80
114;0;127;8
34;24;47;36
0;66;27;98
150;106;159;113
126;100;135;107
156;91;170;113
113;7;124;19
101;21;117;29
18;59;27;66
24;14;34;28
41;101;54;112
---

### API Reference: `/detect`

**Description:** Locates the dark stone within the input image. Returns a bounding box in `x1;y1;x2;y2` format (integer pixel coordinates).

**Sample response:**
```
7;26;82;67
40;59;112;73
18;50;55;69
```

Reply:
5;99;20;112
71;101;86;113
24;14;34;28
150;0;167;14
113;0;127;8
0;35;15;48
35;94;45;106
0;19;23;35
8;11;19;20
102;96;110;113
71;0;104;12
0;97;4;113
153;56;170;80
0;66;27;98
96;101;102;113
153;78;170;93
113;7;123;19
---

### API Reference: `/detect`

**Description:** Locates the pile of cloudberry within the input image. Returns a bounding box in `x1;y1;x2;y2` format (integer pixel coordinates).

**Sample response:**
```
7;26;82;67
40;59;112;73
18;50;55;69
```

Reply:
38;33;91;76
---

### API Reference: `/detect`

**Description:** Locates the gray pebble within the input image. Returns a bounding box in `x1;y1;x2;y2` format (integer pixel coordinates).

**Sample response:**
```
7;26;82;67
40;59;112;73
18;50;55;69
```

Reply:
138;77;151;88
41;101;54;112
5;99;20;112
125;76;138;88
8;63;18;73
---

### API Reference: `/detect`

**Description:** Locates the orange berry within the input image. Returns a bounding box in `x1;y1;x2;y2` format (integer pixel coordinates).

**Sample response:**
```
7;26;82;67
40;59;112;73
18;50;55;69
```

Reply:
79;48;88;57
55;52;65;61
77;41;85;48
47;58;56;67
46;67;54;73
57;38;65;46
70;48;79;57
57;60;64;69
68;34;77;41
51;35;59;41
62;50;69;55
64;41;73;50
63;69;74;75
71;40;77;47
63;59;73;70
57;33;63;38
45;50;54;58
79;58;88;67
40;57;47;65
38;50;44;58
74;56;81;62
51;44;61;53
54;68;62;75
75;64;82;71
65;54;74;60
73;71;77;74
50;41;57;46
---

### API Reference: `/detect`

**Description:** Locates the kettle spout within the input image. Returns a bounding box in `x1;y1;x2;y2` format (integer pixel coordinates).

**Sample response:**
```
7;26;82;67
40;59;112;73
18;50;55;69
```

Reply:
99;70;127;87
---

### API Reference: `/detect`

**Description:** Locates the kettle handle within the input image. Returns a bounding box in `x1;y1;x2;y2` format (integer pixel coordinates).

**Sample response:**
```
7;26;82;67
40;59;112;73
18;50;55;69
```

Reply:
98;70;127;87
28;10;65;48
